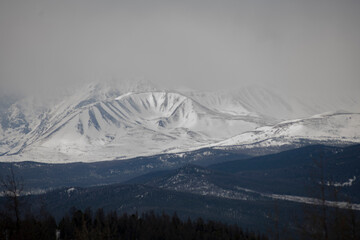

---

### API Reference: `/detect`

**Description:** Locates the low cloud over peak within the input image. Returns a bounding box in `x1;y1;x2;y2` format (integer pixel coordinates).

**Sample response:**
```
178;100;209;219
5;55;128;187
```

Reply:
0;0;359;99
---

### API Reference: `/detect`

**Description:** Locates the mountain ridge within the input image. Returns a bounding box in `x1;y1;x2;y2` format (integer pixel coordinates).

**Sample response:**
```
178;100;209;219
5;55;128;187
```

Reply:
1;81;359;163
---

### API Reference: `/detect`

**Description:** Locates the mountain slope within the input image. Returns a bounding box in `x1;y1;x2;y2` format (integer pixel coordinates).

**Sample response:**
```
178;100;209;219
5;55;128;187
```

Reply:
185;85;360;121
216;112;360;150
0;83;265;162
128;145;360;205
209;144;360;201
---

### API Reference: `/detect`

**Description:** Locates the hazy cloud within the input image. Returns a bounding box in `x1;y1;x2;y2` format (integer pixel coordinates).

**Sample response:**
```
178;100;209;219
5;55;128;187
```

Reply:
0;0;359;98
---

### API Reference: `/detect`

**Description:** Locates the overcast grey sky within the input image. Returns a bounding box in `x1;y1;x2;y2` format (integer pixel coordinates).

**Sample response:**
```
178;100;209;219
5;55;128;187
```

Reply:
0;0;359;98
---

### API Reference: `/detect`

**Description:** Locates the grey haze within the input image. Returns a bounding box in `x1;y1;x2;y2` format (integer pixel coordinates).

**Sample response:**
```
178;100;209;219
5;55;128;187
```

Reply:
0;0;359;100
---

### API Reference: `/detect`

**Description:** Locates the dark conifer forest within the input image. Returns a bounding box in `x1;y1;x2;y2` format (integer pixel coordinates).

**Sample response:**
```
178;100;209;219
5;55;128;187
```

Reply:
1;144;360;239
0;208;267;240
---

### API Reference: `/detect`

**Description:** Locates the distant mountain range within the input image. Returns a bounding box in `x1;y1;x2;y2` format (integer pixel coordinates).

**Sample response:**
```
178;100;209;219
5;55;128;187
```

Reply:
0;80;359;163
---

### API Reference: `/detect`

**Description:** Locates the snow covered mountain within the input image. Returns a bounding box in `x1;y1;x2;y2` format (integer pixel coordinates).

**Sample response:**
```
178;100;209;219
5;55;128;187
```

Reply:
216;112;360;150
0;81;264;162
187;86;360;121
0;81;359;163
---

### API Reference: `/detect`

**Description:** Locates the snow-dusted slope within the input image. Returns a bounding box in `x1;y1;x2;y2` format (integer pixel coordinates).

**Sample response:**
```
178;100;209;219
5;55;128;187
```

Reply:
217;112;360;149
0;95;52;154
185;86;293;121
25;91;259;162
185;85;360;121
0;81;359;163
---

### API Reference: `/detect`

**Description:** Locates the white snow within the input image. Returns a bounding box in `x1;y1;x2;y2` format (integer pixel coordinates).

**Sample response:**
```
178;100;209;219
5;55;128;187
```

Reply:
115;92;133;100
326;176;357;187
0;88;262;163
0;82;359;163
66;187;76;194
217;112;360;149
235;186;360;211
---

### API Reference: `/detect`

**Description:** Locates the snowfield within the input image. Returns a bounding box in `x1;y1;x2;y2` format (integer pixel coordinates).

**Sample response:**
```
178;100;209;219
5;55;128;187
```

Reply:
216;112;360;149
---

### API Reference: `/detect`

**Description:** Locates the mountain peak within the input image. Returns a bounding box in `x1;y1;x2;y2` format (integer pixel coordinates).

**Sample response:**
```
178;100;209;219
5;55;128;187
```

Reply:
87;79;159;96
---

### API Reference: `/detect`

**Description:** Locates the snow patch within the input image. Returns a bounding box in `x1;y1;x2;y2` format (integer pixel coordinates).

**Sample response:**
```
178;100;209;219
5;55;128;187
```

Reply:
66;187;76;195
326;176;357;187
115;92;133;100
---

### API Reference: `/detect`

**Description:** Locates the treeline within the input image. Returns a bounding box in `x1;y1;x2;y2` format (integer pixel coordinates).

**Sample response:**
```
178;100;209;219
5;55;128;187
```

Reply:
0;208;267;240
59;208;267;240
0;166;267;240
0;210;57;240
